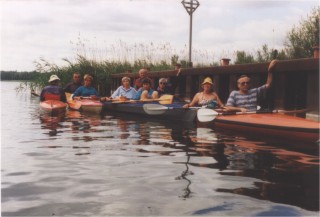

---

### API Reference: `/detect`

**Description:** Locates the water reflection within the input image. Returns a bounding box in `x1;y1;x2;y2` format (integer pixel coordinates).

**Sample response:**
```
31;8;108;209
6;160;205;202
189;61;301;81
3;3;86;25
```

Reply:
34;108;320;212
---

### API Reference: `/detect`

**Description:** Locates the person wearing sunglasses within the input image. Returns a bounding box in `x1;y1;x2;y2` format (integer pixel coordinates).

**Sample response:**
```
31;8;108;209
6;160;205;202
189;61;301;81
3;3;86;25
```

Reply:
157;78;172;96
225;59;278;112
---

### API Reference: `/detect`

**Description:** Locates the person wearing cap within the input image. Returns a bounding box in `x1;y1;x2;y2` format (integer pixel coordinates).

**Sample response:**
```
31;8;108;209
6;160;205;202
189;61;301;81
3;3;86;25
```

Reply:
40;74;67;102
73;74;99;100
133;78;158;100
225;59;278;112
101;77;137;101
134;68;154;90
183;77;224;109
157;78;172;97
64;72;82;94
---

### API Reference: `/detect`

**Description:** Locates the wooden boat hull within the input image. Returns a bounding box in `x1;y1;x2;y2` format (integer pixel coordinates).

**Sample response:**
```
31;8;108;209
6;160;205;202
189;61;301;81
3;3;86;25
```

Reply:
40;100;67;115
213;113;319;143
103;102;197;122
80;99;103;114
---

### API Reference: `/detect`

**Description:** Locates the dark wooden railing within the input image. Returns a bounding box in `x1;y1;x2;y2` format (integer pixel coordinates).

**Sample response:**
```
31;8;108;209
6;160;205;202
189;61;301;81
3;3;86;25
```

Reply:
111;58;319;117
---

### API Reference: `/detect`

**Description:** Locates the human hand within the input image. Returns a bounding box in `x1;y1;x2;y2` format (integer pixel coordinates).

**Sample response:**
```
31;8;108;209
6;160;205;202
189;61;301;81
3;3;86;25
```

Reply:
268;59;278;73
239;108;247;113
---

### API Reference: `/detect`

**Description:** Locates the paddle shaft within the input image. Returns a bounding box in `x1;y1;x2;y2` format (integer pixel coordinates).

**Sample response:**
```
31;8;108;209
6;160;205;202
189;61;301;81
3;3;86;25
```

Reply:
221;109;310;116
197;108;311;122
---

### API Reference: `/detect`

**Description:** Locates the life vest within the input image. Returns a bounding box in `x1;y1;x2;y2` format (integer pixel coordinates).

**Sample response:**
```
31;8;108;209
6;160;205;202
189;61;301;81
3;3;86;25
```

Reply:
44;93;61;101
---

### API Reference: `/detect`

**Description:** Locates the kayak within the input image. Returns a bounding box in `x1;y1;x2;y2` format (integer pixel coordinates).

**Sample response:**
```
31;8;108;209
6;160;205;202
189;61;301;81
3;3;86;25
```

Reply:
213;113;319;143
40;100;67;115
65;93;103;114
103;101;197;122
80;99;103;114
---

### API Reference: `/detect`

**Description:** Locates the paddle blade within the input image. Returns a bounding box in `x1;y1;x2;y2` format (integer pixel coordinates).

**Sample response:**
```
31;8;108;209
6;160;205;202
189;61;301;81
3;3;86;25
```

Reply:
68;100;81;110
143;104;167;115
65;93;73;102
197;108;219;122
158;94;174;105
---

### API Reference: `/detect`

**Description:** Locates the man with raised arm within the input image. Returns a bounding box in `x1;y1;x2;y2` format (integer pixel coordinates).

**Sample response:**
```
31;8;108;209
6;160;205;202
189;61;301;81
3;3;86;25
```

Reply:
225;60;278;112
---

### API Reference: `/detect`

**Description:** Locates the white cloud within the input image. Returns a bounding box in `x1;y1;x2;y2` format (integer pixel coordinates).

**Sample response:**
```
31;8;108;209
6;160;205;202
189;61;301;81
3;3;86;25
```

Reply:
0;0;318;71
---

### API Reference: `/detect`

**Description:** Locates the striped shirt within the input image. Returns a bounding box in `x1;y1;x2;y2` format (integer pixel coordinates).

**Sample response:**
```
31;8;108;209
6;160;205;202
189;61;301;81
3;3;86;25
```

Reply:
226;85;266;111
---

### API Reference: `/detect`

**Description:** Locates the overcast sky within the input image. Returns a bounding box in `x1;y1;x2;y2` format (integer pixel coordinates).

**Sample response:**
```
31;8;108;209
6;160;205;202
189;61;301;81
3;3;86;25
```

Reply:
0;0;318;71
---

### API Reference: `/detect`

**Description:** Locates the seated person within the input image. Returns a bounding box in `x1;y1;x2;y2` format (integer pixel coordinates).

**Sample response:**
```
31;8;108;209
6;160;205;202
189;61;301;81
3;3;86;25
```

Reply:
101;77;137;101
64;72;82;94
156;78;172;96
225;59;277;112
133;78;158;100
134;68;154;90
40;75;67;103
183;77;224;108
73;74;99;100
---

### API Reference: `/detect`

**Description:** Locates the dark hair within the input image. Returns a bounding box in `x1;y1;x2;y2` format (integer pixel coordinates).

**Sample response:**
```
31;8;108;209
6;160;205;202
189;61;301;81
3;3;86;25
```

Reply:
141;78;151;84
237;74;250;82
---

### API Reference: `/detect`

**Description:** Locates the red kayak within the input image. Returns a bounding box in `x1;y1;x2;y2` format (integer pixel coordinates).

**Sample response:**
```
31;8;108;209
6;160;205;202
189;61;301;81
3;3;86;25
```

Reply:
213;113;319;143
40;100;67;115
80;99;103;114
68;98;103;114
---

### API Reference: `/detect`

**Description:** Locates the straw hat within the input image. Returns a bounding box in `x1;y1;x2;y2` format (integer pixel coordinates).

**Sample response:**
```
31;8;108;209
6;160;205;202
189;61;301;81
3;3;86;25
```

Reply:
201;77;213;85
48;75;60;83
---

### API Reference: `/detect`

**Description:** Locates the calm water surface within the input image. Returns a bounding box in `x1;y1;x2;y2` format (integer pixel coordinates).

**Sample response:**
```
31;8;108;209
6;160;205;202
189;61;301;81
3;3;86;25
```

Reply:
1;81;319;216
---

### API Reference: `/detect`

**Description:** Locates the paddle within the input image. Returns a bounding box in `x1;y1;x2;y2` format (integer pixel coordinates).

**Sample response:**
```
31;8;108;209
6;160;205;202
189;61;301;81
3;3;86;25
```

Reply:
197;108;311;122
64;93;81;110
111;94;174;105
68;100;82;110
141;94;174;105
143;104;200;115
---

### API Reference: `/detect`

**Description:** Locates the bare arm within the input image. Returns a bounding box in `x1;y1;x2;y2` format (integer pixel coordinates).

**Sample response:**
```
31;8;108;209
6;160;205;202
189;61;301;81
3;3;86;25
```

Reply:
265;59;278;89
183;93;200;108
214;93;224;108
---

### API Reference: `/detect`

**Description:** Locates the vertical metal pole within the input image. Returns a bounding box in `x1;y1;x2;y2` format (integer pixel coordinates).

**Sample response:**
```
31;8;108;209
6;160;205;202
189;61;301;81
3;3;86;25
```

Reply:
182;0;199;68
189;11;192;66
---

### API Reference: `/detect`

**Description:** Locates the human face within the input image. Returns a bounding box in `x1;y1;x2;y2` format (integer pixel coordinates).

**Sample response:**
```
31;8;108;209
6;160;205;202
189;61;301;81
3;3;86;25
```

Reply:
122;80;130;88
159;81;167;89
237;77;251;93
84;78;92;87
202;83;212;92
142;83;150;90
73;73;81;83
139;69;147;78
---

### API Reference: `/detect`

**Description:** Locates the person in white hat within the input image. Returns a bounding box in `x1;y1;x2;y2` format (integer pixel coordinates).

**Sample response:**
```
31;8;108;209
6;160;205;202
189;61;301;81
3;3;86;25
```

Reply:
183;77;224;109
40;74;67;102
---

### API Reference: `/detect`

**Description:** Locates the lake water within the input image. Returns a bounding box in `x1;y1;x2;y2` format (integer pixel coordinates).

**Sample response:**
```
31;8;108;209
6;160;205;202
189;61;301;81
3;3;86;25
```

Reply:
1;81;319;216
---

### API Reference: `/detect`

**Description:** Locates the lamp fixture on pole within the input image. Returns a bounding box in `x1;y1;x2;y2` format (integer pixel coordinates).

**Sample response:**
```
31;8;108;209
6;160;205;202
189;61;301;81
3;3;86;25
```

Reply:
181;0;200;67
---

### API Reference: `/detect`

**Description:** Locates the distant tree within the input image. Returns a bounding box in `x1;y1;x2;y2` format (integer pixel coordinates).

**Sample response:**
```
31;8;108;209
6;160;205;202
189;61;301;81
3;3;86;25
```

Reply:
256;44;286;62
284;7;320;58
234;51;255;64
170;55;179;66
